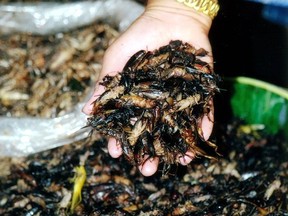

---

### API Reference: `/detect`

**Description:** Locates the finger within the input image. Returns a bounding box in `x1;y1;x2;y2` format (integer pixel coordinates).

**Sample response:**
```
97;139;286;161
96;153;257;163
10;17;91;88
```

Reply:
178;150;195;166
200;100;214;140
138;156;159;177
107;137;123;158
201;114;214;140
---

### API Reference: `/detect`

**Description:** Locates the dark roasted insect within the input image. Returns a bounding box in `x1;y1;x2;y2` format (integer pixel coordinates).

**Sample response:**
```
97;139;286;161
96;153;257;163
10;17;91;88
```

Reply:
123;50;147;71
25;204;42;216
169;49;195;66
134;131;156;165
88;40;220;173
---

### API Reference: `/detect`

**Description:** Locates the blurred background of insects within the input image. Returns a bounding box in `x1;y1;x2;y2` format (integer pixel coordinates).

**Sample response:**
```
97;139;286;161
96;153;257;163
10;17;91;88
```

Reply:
0;0;287;215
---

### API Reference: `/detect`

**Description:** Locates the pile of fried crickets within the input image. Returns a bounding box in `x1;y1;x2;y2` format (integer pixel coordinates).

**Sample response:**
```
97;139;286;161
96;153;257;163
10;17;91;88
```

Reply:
88;40;221;168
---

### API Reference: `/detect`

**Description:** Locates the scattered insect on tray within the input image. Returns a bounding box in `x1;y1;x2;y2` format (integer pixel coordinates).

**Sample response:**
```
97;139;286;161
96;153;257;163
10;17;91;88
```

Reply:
87;40;221;170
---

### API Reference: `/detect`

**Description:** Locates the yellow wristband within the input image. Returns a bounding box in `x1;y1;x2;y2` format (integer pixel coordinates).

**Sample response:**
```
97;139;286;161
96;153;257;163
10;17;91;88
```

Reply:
176;0;220;20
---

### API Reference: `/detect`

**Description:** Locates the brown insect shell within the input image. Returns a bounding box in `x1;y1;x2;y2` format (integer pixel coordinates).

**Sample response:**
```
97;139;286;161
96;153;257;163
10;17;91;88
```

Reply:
121;94;157;109
92;85;125;114
153;137;165;156
151;106;162;125
100;74;121;88
142;52;170;71
175;93;183;101
136;90;170;100
194;63;212;74
123;50;147;71
120;132;135;162
180;127;196;146
133;51;154;71
167;40;182;50
127;119;147;146
166;97;174;106
194;48;209;57
174;94;201;111
96;85;124;103
163;67;196;81
161;111;179;133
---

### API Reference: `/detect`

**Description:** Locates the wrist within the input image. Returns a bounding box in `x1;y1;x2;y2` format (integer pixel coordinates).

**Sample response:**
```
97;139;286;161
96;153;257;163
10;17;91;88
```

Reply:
146;0;213;34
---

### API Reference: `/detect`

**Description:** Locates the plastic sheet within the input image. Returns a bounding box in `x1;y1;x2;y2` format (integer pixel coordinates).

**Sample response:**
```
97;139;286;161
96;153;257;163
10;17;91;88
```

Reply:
0;0;144;157
0;103;90;157
0;0;144;35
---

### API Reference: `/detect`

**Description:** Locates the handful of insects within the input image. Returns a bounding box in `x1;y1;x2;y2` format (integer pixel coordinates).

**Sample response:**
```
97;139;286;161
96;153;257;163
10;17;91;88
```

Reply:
87;40;220;169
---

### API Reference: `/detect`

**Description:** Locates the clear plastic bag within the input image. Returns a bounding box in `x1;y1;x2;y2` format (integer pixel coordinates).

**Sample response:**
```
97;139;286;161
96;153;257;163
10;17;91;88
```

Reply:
0;103;90;157
0;0;144;157
0;0;144;35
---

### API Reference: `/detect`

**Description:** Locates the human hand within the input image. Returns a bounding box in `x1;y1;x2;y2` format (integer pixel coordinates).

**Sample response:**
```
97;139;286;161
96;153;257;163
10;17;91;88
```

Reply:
83;0;215;176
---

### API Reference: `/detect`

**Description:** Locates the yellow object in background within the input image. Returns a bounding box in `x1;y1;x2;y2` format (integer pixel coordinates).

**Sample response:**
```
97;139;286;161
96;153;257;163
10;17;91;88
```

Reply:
70;165;87;213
